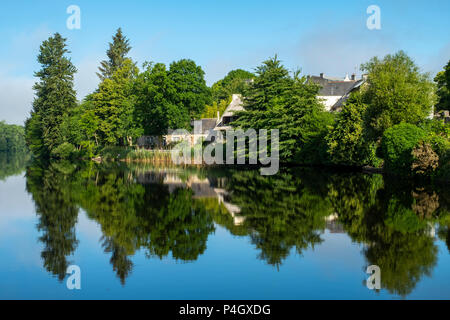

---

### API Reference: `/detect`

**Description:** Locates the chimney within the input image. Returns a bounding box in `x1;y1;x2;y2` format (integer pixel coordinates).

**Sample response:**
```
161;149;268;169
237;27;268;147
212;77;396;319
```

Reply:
351;74;356;81
320;73;324;79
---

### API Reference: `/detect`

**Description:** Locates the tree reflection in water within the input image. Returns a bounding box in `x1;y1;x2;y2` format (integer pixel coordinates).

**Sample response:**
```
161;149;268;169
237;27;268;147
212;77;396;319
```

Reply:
24;161;449;295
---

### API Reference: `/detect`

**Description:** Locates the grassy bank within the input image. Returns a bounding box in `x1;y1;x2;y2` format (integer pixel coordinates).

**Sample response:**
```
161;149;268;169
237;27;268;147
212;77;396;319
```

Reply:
100;146;174;163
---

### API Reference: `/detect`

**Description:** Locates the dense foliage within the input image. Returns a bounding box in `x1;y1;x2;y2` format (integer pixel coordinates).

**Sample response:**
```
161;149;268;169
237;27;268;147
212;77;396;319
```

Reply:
435;60;450;112
381;123;427;175
25;33;77;159
361;51;436;140
211;69;254;103
0;121;27;153
91;59;141;146
167;59;212;120
233;56;334;163
326;94;379;166
22;30;448;180
24;30;212;159
325;51;448;177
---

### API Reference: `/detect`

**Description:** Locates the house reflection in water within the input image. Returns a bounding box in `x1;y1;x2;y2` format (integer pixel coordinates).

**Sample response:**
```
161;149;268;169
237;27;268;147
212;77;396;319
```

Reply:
324;213;345;234
136;170;245;226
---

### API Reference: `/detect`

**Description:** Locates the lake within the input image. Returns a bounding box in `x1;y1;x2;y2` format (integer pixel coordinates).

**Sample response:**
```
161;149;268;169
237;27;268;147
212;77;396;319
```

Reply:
0;153;449;300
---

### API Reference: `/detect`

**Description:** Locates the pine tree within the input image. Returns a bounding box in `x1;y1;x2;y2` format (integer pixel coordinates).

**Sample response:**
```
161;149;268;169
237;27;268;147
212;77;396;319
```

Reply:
233;56;333;163
25;33;77;158
97;28;132;80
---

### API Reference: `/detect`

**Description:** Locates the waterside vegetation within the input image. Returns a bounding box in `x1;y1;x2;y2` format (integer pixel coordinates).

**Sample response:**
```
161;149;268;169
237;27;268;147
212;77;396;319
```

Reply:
2;28;445;180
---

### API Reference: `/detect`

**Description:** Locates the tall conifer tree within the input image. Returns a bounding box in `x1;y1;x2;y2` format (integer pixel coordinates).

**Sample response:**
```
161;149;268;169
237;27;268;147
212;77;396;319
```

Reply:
97;28;132;80
25;33;77;158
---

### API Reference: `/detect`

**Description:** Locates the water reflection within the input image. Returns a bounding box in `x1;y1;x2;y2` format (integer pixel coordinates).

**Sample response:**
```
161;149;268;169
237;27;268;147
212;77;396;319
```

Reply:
0;152;30;181
22;161;450;296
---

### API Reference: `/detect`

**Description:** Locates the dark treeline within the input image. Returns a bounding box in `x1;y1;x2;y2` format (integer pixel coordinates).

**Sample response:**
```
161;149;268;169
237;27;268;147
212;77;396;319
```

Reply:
0;121;27;153
23;29;449;179
24;162;450;295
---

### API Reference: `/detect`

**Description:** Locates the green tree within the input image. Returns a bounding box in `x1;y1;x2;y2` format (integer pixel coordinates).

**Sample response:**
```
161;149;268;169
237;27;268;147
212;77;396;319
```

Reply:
211;69;254;103
434;60;450;112
326;94;379;166
381;123;427;175
233;56;333;163
201;98;230;119
91;59;142;146
0;121;27;153
97;28;132;80
25;33;77;158
168;59;212;120
134;62;190;135
361;51;436;140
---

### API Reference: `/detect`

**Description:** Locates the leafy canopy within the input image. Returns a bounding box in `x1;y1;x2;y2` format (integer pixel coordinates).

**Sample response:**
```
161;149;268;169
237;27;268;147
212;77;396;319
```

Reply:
233;56;333;163
168;59;212;120
434;60;450;112
134;62;190;135
361;51;436;140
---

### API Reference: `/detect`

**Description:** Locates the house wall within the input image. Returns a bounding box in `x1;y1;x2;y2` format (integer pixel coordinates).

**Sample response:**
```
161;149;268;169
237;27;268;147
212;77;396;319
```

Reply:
318;96;341;111
165;133;207;147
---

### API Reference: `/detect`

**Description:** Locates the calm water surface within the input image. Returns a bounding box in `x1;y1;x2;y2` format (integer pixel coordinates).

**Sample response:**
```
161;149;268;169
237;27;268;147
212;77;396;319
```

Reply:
0;153;449;299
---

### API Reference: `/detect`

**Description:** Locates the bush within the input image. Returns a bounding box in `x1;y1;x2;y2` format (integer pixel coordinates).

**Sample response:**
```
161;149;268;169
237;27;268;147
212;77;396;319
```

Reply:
411;142;439;176
50;142;77;160
418;119;450;180
326;100;382;167
381;123;426;174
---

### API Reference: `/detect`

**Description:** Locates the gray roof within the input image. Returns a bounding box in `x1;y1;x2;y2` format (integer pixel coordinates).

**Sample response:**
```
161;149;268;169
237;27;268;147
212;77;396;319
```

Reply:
167;118;218;135
309;76;364;96
193;118;218;134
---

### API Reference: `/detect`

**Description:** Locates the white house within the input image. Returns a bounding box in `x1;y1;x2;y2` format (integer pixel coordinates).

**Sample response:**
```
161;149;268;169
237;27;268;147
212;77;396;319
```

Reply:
214;94;245;132
308;73;366;111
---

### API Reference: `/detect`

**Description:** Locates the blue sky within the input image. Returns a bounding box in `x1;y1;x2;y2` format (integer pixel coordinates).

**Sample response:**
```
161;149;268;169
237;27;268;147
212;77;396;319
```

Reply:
0;0;449;124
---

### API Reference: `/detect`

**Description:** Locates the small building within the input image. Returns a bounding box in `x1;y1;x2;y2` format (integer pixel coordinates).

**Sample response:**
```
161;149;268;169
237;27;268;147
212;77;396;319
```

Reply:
215;94;245;131
165;118;219;147
155;94;245;148
308;73;366;112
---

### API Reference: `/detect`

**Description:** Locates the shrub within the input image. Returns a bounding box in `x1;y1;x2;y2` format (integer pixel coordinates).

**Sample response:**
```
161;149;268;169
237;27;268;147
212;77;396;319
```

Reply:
381;123;426;174
326;100;382;167
50;142;77;160
411;142;439;176
419;119;450;180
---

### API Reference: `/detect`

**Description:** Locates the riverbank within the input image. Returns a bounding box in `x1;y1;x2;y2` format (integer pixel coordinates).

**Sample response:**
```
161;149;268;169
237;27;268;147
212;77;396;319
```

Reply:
92;146;450;183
